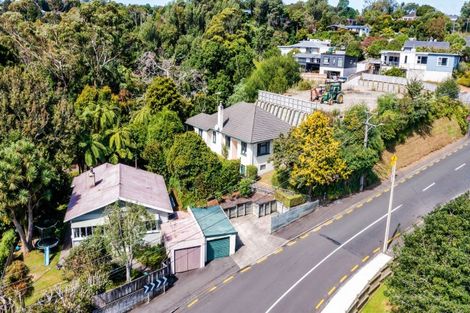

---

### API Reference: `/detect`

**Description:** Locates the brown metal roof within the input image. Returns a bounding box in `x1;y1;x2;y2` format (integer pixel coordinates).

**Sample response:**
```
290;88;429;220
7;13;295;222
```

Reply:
64;163;173;222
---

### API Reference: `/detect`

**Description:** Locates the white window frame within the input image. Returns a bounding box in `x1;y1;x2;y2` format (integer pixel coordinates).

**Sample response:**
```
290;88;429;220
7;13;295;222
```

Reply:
417;55;428;64
323;57;330;65
437;57;448;66
212;131;217;144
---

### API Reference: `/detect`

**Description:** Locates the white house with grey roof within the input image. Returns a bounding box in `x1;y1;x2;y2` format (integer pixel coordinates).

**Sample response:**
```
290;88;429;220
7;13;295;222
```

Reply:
186;102;292;175
65;163;173;246
278;39;332;72
380;40;459;82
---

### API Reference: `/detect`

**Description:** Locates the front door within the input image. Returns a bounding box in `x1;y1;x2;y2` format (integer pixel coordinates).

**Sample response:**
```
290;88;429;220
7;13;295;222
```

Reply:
231;139;238;159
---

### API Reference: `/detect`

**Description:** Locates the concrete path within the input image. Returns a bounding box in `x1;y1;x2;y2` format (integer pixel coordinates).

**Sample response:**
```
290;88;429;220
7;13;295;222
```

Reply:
231;215;286;268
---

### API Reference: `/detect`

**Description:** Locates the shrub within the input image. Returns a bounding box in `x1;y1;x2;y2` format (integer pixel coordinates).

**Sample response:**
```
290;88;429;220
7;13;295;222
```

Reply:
274;189;306;208
435;79;460;99
3;260;32;305
238;178;253;197
135;244;166;270
246;165;258;180
382;67;405;77
0;229;16;270
457;75;470;87
296;80;313;90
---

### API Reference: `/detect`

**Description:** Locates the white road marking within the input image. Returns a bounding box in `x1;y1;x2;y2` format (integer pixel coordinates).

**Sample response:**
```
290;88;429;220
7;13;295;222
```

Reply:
264;204;403;313
455;163;466;171
422;182;435;192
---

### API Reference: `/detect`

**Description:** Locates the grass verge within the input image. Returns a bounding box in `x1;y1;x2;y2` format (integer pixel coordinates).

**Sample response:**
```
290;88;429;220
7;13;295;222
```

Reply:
360;283;391;313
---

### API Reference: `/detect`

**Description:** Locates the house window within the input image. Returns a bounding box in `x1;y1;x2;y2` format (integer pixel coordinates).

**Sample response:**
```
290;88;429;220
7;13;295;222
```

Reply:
332;58;337;65
417;56;428;64
240;164;246;175
323;57;330;65
337;58;343;67
437;57;448;66
73;228;80;238
212;131;217;143
241;142;247;156
73;226;95;239
257;141;270;156
260;164;266;171
404;56;408;64
198;128;203;137
225;136;231;148
146;220;159;232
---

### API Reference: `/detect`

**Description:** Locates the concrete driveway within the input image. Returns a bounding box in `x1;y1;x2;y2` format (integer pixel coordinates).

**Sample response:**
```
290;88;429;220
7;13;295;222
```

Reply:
230;214;286;268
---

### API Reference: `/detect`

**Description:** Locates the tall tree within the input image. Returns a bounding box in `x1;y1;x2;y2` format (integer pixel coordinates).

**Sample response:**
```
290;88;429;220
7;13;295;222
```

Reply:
103;203;151;283
0;139;56;253
290;112;350;196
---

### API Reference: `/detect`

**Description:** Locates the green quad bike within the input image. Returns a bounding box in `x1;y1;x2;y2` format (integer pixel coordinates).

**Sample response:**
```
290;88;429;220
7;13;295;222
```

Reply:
320;81;344;105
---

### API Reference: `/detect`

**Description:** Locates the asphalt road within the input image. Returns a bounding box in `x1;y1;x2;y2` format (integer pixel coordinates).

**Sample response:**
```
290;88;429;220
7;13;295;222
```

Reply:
172;140;470;313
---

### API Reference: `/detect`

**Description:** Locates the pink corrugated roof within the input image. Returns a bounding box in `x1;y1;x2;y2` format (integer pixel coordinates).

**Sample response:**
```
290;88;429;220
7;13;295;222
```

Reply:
64;163;173;222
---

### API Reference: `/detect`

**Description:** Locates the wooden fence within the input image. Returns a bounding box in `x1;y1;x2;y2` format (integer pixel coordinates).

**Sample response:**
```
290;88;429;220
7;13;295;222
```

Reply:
93;261;170;313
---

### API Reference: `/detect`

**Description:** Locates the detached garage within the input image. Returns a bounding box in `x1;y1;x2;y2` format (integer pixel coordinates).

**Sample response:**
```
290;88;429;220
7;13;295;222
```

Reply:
191;206;238;263
162;212;205;274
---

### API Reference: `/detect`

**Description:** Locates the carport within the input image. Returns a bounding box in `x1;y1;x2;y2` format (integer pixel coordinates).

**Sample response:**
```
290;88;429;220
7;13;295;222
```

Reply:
162;212;205;274
191;206;238;263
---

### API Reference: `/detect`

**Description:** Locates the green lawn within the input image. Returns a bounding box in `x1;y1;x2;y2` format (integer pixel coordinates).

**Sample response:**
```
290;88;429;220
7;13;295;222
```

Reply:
22;248;65;305
361;284;391;313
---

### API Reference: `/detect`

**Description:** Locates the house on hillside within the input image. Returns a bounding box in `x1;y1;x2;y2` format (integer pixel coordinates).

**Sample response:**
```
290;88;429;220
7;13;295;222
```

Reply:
65;163;174;246
278;39;331;72
186;102;292;175
401;11;417;21
380;40;459;82
319;51;358;78
328;24;370;37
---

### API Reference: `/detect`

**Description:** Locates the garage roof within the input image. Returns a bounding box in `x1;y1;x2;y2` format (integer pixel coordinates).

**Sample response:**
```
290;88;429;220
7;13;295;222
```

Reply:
191;206;237;238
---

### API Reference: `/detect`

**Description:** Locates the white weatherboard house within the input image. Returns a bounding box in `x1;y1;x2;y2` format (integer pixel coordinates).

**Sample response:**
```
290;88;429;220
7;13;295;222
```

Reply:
380;40;460;82
64;163;173;246
186;102;292;175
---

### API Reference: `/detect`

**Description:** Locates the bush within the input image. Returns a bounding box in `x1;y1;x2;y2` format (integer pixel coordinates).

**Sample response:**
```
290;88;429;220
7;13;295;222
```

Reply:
457;75;470;87
246;165;258;180
0;229;16;270
296;80;313;90
435;79;460;99
238;178;253;197
135;244;166;270
382;67;405;77
274;189;306;208
3;260;32;305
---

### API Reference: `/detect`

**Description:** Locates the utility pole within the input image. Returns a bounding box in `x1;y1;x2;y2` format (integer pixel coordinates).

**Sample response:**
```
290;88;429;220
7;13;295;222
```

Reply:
360;111;382;191
383;154;397;253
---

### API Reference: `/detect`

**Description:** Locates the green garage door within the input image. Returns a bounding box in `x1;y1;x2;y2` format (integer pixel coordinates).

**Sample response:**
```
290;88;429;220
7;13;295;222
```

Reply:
207;237;230;261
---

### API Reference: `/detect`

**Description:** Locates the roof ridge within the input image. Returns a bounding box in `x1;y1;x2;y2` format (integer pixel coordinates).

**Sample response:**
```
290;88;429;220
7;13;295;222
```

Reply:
250;104;258;142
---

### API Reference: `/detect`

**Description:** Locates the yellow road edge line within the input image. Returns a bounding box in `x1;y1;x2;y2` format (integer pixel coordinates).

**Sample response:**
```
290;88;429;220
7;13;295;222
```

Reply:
300;233;309;239
335;215;343;220
313;226;322;232
208;286;217;292
287;240;297;246
323;220;333;226
340;275;348;283
356;203;363;208
328;286;336;296
274;247;283;254
223;275;234;284
373;247;381;254
345;208;354;214
351;264;359;272
366;198;373;203
315;299;325;310
362;255;370;263
256;256;268;264
240;266;251;273
187;299;199;308
393;232;401;239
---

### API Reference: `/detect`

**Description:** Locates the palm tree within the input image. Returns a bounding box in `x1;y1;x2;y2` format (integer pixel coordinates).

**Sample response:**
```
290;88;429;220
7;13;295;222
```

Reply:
78;133;107;170
106;124;134;164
